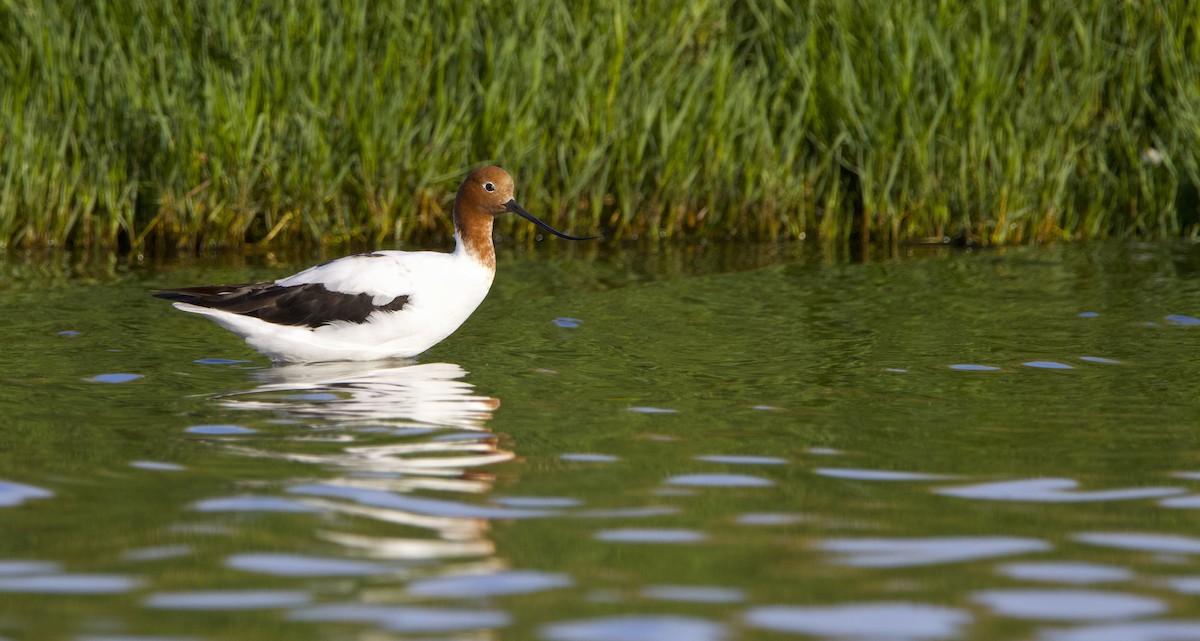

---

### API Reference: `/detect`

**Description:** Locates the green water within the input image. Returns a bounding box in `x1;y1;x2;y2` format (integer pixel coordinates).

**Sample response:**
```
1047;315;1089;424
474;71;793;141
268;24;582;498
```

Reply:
2;242;1200;640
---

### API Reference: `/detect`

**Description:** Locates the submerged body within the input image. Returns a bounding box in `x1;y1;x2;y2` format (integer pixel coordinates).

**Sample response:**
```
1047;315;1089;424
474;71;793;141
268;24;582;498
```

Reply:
155;166;595;363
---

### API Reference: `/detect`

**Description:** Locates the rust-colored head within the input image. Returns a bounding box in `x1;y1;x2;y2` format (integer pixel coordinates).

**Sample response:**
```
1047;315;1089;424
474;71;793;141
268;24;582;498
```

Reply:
453;166;598;267
456;166;519;218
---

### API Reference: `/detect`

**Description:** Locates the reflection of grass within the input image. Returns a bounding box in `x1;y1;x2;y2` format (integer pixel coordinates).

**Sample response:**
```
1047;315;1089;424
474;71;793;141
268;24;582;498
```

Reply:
1;1;1197;250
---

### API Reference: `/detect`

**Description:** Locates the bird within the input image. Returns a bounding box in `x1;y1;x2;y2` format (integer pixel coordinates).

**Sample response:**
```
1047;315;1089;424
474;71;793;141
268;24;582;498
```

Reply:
153;166;597;363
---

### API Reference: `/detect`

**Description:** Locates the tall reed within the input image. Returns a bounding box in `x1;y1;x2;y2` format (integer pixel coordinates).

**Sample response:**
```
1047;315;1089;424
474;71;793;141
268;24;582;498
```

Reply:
1;0;1197;251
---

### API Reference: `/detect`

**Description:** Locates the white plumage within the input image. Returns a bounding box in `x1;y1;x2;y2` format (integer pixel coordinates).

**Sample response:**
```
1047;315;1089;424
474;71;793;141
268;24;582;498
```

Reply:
156;166;596;363
172;243;494;362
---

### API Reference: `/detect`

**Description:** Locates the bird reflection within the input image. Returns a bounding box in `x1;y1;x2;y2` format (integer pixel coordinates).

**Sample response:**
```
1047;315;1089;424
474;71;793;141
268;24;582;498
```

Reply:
207;360;515;560
220;360;500;429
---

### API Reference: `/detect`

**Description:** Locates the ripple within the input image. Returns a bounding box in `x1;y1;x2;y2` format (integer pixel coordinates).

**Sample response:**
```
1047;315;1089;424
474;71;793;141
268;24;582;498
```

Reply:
0;573;141;594
641;585;746;603
575;506;680;519
192;495;319;513
626;407;679;414
972;589;1165;621
1080;356;1122;364
1075;532;1200;555
736;512;809;526
553;317;583;328
407;570;573;597
1166;577;1200;594
389;427;437;437
541;615;726;641
1166;315;1200;326
431;431;491;442
1160;494;1200;509
745;603;972;639
288;603;510;633
1023;361;1074;369
820;536;1051;567
996;562;1134;584
561;453;621;463
122;545;192;562
0;480;53;507
145;590;311;610
194;358;250;365
665;474;774;488
695;455;788;465
1078;312;1100;318
0;561;59;575
949;364;1001;371
288;483;553;519
594;528;706;544
129;461;185;472
816;468;950;481
936;478;1183;502
1041;621;1200;641
493;496;582;508
287;392;339;401
226;553;390;577
88;373;143;384
185;424;256;435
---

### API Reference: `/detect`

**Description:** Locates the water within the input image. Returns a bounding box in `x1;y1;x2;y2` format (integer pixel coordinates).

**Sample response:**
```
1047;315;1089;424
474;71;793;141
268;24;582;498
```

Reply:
2;241;1200;640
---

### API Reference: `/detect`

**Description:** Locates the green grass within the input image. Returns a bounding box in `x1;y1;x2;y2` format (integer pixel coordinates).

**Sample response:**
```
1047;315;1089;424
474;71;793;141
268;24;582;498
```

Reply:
1;0;1198;251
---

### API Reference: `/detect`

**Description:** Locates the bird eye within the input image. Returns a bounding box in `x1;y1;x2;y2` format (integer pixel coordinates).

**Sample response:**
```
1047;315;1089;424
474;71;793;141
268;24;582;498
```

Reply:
484;182;495;192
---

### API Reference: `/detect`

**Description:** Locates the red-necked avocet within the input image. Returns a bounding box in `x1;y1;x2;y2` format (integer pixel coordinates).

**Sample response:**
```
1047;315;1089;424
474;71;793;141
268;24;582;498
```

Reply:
154;166;597;363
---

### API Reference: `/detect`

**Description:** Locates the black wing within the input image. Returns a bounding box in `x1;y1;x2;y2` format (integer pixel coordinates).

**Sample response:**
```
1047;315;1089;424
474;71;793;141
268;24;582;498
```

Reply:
153;282;409;328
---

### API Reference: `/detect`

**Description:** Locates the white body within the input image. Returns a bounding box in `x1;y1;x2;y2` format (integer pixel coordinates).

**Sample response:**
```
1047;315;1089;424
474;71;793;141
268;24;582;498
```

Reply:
174;239;494;363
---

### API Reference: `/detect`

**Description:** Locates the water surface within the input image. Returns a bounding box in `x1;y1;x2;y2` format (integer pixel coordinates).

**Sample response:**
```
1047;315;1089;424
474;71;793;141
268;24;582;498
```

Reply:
2;241;1200;640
